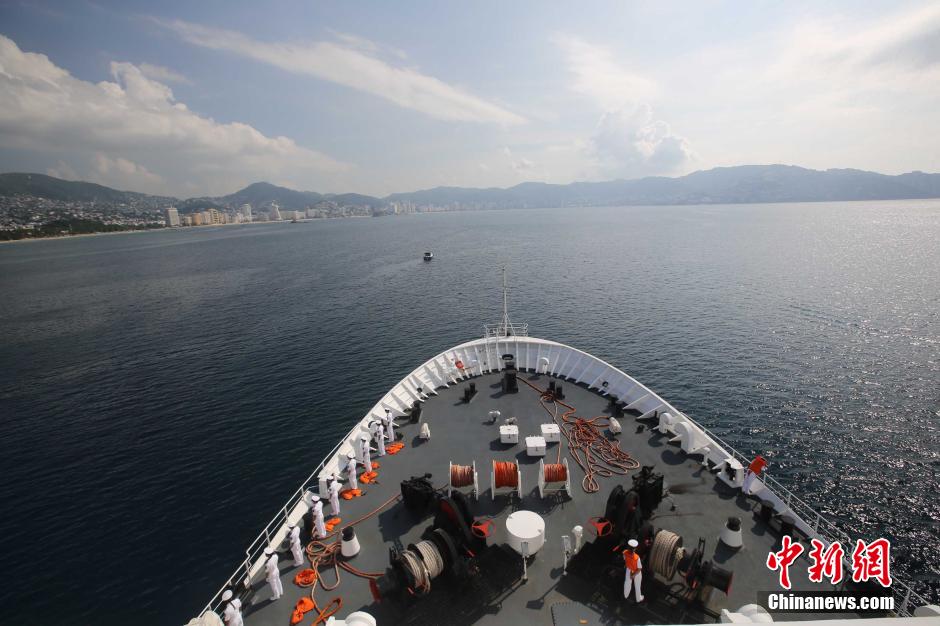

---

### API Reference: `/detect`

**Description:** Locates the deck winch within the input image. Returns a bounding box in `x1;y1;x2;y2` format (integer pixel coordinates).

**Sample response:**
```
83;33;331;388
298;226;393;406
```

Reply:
372;491;520;608
565;464;734;607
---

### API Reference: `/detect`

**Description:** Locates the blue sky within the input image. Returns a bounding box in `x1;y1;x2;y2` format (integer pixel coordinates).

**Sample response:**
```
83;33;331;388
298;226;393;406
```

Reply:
1;0;938;197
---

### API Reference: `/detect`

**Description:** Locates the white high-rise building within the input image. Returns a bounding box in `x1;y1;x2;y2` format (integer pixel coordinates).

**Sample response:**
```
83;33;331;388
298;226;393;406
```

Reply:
240;204;252;222
269;203;281;221
165;207;180;227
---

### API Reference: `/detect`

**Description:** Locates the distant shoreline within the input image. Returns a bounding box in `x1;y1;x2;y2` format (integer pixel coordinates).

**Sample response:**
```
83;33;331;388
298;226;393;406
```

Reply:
4;196;940;245
0;220;283;245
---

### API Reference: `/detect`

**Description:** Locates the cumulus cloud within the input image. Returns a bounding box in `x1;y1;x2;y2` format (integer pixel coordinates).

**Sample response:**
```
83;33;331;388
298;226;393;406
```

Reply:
0;35;349;195
553;35;692;178
156;19;526;126
590;104;693;177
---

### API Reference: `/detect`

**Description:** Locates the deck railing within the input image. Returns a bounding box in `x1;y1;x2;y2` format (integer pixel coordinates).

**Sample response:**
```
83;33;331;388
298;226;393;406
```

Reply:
483;321;528;338
199;338;931;619
676;414;930;617
198;418;365;618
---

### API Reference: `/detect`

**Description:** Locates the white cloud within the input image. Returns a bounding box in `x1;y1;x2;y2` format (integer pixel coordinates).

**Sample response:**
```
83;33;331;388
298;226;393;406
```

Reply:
759;4;940;118
156;19;526;126
138;62;191;84
552;34;657;109
92;153;163;190
0;35;349;195
590;104;693;178
502;146;535;172
663;3;940;173
46;160;78;181
774;4;940;80
552;34;692;178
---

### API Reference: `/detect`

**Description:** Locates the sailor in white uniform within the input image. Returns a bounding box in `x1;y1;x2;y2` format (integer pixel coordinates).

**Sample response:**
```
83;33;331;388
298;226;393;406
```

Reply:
346;451;359;490
384;409;396;442
221;589;243;626
311;494;327;539
288;523;304;567
328;473;342;516
375;422;386;457
264;546;283;600
360;433;372;472
622;539;644;603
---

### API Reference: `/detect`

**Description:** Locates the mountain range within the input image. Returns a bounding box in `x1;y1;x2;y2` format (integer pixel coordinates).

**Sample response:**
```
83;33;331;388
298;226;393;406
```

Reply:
3;165;940;211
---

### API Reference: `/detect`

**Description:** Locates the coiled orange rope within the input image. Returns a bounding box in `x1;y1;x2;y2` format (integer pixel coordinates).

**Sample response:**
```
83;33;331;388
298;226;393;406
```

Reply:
520;377;640;492
450;463;475;487
296;493;401;624
543;462;568;483
493;460;519;488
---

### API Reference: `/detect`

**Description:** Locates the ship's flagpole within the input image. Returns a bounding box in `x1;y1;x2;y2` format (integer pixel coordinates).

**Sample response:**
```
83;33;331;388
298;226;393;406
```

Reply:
502;266;510;332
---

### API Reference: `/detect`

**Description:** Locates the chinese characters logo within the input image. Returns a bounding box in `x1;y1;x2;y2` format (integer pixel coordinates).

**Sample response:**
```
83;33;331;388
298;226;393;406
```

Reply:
767;537;891;589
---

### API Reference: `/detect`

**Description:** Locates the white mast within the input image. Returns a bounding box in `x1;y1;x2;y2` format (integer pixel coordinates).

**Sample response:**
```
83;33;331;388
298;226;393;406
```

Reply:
502;266;511;333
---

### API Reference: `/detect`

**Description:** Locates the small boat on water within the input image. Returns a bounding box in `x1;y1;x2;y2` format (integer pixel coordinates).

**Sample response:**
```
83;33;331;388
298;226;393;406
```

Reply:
423;251;433;261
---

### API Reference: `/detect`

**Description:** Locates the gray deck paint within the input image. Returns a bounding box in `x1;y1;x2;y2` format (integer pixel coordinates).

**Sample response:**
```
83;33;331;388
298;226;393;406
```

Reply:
238;372;845;625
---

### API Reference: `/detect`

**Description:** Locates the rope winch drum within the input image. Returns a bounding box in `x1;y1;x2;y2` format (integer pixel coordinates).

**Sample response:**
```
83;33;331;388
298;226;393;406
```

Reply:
538;458;573;499
448;461;479;500
649;529;684;579
491;460;522;500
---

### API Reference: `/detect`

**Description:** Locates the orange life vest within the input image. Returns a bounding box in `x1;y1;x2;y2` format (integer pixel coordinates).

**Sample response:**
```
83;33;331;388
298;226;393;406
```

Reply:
749;455;767;475
623;550;640;573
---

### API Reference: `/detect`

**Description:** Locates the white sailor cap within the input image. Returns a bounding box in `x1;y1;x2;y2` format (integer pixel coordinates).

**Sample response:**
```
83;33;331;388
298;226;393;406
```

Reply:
360;433;370;440
311;494;320;502
288;523;295;530
347;451;356;458
264;547;274;556
627;539;639;548
221;590;233;601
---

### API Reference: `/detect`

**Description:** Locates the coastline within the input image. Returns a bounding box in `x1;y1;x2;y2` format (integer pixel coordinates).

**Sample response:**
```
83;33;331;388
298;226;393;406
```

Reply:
0;220;280;245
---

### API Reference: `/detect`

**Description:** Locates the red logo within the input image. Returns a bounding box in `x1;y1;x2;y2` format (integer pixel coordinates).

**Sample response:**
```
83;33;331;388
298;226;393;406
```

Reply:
766;535;804;589
851;538;892;587
807;538;845;584
766;536;892;589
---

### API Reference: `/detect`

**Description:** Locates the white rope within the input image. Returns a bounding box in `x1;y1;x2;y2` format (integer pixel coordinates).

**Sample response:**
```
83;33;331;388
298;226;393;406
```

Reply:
649;529;683;579
400;549;430;591
415;540;445;579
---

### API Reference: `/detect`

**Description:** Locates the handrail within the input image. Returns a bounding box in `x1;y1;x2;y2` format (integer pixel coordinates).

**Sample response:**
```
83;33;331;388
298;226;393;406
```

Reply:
483;321;528;338
198;416;366;617
675;413;930;616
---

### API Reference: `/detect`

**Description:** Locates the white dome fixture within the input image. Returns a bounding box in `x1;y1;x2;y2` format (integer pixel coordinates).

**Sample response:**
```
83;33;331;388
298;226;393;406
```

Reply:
719;516;743;549
341;527;361;558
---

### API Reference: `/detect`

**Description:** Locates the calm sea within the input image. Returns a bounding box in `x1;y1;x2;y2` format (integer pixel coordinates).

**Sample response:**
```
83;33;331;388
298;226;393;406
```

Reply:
1;201;937;623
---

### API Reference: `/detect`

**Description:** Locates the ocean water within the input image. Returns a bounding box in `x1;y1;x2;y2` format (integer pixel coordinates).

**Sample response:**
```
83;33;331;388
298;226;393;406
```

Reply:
0;201;937;624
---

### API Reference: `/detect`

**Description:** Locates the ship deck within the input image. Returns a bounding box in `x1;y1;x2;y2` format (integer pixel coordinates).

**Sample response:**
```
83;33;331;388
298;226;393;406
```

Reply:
237;371;846;625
